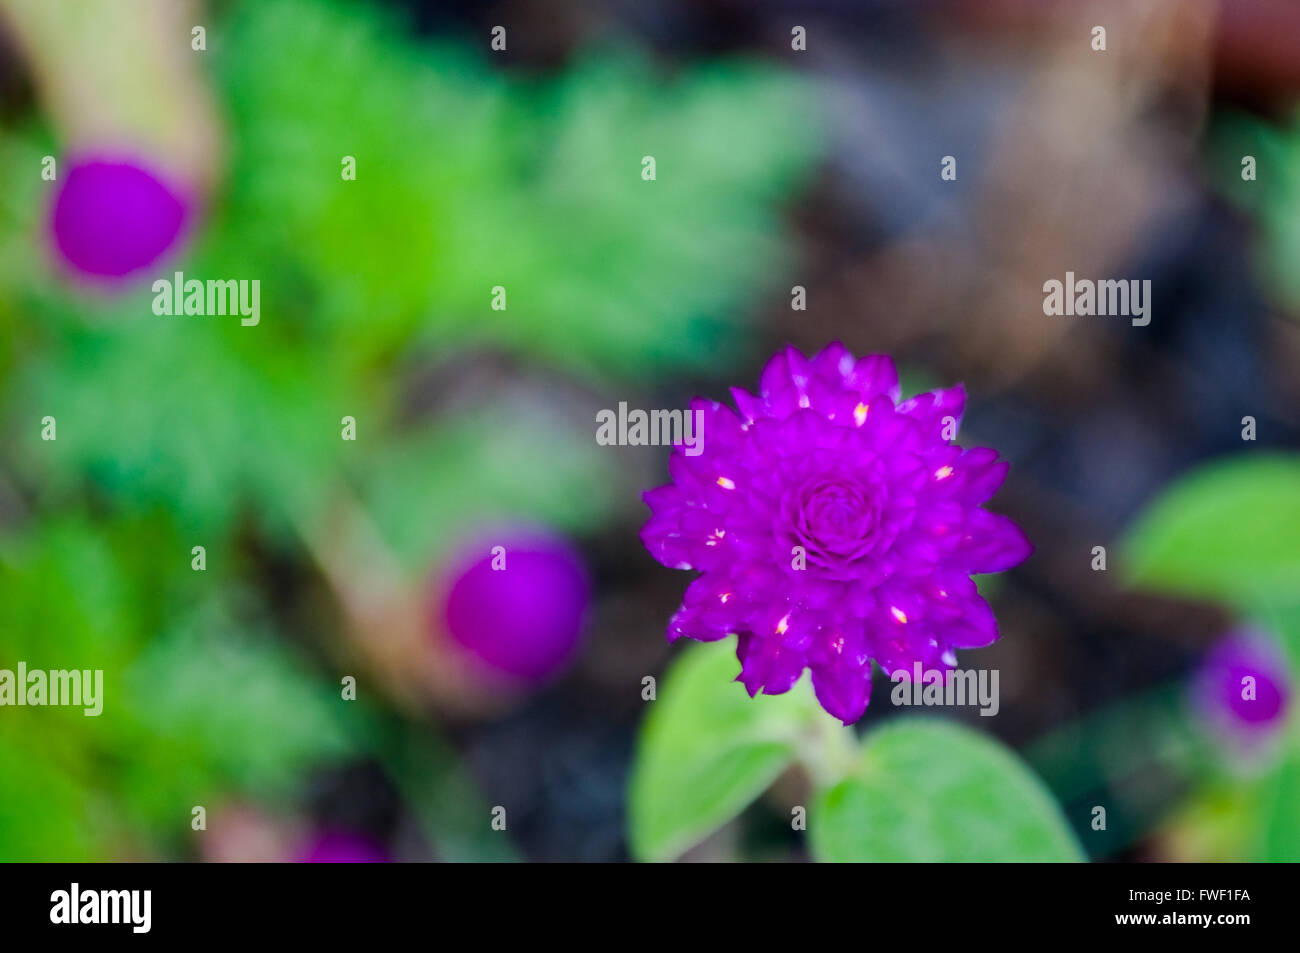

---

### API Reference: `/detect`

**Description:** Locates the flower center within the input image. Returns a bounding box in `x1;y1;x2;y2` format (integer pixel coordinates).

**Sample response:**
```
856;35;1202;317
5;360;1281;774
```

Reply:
804;481;873;544
781;475;888;578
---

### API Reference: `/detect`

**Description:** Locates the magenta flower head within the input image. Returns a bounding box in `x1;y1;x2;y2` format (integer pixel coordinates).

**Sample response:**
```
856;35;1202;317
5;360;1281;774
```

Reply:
641;343;1032;724
433;526;591;685
49;155;191;281
1193;630;1291;747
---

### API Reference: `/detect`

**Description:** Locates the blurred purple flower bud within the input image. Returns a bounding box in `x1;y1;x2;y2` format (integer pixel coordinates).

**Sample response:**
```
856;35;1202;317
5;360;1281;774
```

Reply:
1194;630;1291;745
297;831;389;864
50;156;190;280
435;527;590;684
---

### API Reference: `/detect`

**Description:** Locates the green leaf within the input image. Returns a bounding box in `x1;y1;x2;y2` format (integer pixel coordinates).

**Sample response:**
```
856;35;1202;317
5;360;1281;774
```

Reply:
1124;454;1300;611
1209;111;1300;312
1245;602;1300;670
1258;745;1300;862
628;639;822;862
810;719;1084;862
0;732;105;861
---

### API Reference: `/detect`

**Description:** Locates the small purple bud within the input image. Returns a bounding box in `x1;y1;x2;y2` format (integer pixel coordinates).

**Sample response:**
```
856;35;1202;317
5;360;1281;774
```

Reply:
435;527;590;684
1193;630;1291;746
50;156;191;280
296;831;389;864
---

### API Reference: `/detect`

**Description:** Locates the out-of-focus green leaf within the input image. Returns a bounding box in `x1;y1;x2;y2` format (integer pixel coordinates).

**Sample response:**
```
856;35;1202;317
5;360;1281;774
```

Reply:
1251;602;1300;668
1258;745;1300;862
628;639;824;862
810;719;1083;862
0;732;106;861
1123;455;1300;611
1211;111;1300;311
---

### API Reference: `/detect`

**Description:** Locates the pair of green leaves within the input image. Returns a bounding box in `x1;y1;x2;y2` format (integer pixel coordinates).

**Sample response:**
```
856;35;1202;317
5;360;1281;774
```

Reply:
628;641;1083;862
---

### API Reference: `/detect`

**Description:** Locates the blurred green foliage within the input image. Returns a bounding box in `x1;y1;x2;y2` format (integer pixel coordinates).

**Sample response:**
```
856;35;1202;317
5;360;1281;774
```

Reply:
212;0;818;379
1123;453;1300;861
1211;110;1300;311
0;516;362;859
0;0;818;859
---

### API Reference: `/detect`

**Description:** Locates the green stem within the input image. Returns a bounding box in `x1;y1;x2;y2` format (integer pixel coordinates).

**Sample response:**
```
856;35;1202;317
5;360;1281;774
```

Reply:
798;714;860;790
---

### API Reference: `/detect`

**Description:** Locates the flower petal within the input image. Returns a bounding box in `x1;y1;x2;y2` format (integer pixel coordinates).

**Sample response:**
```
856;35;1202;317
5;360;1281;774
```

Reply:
897;384;966;442
843;353;900;403
949;510;1033;573
811;662;872;725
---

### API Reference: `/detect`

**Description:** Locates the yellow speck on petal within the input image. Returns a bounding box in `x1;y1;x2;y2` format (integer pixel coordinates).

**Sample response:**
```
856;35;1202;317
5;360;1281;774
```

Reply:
934;465;954;480
775;614;790;635
719;592;732;604
854;402;870;427
890;606;908;624
716;476;736;490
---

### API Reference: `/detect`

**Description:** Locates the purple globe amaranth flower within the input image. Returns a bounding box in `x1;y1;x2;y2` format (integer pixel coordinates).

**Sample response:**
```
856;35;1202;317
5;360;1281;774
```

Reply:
297;831;389;864
1194;630;1291;746
641;343;1032;724
50;156;191;280
434;527;590;684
